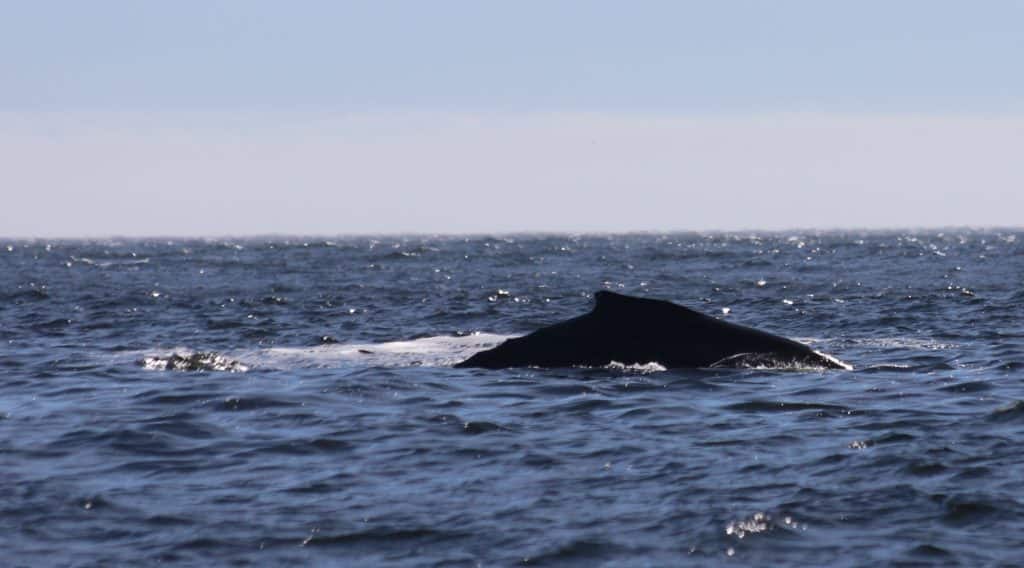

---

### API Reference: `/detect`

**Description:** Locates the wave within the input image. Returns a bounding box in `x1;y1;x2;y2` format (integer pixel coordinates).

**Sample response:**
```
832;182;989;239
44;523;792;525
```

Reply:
70;256;151;268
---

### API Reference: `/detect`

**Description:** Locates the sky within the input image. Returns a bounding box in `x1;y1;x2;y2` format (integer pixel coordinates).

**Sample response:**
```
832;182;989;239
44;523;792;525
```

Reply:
2;1;1022;237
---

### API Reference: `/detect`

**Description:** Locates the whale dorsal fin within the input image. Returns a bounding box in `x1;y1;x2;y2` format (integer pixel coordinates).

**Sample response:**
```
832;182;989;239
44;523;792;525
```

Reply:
593;290;646;312
592;290;706;321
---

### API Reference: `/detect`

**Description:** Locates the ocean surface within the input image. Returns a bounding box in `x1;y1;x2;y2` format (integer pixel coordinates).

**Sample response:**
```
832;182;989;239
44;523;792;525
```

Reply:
1;231;1022;567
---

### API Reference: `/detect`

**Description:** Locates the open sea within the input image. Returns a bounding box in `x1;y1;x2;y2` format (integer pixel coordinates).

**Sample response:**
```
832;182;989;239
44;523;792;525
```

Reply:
1;230;1022;567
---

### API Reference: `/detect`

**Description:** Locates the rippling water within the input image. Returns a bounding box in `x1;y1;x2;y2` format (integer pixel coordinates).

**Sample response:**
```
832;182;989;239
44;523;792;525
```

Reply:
2;231;1022;566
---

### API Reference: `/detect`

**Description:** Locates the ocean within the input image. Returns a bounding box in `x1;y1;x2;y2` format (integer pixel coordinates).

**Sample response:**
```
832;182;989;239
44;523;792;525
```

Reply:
1;230;1022;566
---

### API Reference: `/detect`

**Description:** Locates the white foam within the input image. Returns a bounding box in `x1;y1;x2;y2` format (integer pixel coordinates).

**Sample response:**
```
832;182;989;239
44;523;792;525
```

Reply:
122;333;511;372
604;361;668;374
708;350;852;371
246;333;511;369
847;337;957;350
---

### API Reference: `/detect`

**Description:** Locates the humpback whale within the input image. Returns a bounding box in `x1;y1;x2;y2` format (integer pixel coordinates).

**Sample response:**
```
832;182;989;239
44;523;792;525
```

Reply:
455;291;850;370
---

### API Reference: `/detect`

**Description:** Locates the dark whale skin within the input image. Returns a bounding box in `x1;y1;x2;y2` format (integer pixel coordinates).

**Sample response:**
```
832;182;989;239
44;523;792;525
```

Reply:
455;291;850;370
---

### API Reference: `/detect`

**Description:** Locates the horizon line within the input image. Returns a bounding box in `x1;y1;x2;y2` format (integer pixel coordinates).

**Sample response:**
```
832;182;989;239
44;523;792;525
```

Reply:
4;225;1021;242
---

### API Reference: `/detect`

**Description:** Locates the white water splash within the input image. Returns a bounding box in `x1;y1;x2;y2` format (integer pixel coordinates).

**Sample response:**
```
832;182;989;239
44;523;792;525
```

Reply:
603;361;668;374
125;333;511;372
252;333;510;369
847;337;958;350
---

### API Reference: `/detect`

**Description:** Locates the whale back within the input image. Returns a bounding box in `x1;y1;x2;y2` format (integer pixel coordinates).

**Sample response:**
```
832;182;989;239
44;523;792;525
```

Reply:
455;290;843;369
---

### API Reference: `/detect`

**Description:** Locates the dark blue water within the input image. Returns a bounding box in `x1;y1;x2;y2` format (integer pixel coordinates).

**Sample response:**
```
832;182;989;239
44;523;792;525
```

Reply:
2;231;1022;566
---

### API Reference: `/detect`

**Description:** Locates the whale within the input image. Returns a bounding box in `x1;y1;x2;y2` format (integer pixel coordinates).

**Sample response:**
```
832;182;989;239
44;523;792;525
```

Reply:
455;291;850;370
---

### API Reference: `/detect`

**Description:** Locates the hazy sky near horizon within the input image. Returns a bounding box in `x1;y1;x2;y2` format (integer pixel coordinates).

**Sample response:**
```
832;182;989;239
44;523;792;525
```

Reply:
2;1;1022;237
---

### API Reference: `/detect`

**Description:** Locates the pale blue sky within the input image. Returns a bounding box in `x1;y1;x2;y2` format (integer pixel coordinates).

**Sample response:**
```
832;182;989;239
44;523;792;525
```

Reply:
2;1;1022;236
5;0;1022;112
